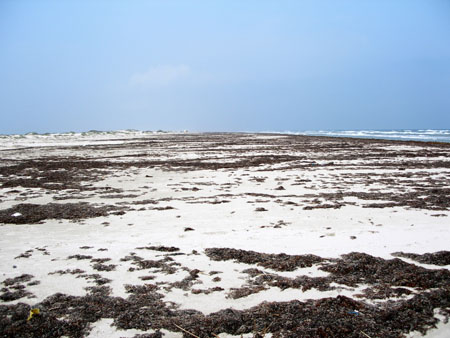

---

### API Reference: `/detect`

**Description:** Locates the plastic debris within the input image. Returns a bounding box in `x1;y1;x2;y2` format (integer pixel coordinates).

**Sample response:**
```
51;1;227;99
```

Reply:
27;308;40;321
348;310;360;315
11;212;22;217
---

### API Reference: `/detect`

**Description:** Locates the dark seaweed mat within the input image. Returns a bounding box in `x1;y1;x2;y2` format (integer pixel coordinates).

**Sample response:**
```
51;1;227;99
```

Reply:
320;252;450;289
1;289;449;338
136;246;180;252
205;248;324;271
207;250;450;304
301;188;450;211
392;251;450;266
0;203;119;224
2;252;450;337
205;249;450;289
1;275;35;302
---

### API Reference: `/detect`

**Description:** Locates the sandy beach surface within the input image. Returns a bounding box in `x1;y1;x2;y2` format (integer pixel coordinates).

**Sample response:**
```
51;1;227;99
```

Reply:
0;132;449;337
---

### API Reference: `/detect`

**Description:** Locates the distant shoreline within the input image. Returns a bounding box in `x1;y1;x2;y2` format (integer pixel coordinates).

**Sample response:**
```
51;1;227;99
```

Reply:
1;128;450;144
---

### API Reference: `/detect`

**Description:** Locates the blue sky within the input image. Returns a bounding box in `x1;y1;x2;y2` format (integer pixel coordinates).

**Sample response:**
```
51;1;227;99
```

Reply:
1;0;449;134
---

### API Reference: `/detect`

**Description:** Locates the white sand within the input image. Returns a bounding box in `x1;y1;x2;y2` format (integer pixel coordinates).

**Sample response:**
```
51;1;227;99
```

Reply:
0;132;449;337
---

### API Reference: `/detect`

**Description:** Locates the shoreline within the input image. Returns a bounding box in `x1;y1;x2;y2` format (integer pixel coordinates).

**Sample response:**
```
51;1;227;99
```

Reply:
1;130;450;149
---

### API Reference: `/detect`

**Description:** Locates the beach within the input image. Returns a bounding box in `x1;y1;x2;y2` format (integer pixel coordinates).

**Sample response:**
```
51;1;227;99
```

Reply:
0;132;449;337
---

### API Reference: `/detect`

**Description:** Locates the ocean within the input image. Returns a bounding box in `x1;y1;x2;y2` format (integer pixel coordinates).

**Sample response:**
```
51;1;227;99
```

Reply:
293;129;450;143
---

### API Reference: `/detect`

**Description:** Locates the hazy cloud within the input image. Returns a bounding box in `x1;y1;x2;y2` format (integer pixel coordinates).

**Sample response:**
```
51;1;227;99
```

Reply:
130;65;191;87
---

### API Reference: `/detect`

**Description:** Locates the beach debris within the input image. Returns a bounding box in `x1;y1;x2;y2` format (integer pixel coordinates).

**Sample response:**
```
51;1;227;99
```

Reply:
139;275;155;281
1;250;450;336
173;323;201;338
151;206;175;211
205;248;324;271
3;274;34;286
184;227;195;232
0;202;123;224
136;245;180;252
0;274;36;301
26;308;40;321
48;269;85;275
392;251;450;266
15;249;33;259
92;263;116;272
228;285;268;299
78;273;112;285
67;254;92;260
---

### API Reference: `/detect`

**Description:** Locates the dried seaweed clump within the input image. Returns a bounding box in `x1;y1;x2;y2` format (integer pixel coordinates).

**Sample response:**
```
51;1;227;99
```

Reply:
320;252;450;288
136;246;180;252
0;274;36;302
205;248;324;271
0;202;116;224
392;251;450;266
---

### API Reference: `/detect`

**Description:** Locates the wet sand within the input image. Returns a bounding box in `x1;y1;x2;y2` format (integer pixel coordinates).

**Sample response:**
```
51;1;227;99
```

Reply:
0;132;449;337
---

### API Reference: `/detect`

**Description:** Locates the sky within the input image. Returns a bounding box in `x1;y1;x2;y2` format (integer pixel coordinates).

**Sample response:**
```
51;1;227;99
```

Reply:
1;0;450;134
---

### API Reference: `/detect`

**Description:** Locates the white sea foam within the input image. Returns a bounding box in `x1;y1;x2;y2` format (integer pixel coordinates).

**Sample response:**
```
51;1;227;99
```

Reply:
284;129;450;143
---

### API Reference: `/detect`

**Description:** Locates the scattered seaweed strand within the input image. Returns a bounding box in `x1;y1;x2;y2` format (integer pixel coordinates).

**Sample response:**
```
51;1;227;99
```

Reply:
173;323;201;338
261;321;274;336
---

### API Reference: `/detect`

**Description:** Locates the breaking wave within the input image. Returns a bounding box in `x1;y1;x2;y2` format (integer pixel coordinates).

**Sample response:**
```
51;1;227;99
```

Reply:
292;129;450;143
